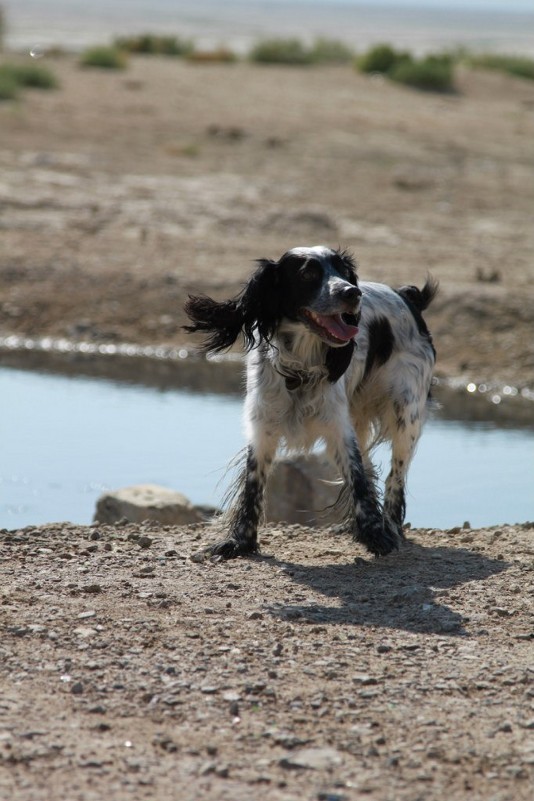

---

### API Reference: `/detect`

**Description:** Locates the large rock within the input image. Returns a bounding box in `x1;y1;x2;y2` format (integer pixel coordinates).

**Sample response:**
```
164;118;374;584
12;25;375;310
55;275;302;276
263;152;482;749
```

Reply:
265;453;342;527
94;454;344;529
94;484;204;525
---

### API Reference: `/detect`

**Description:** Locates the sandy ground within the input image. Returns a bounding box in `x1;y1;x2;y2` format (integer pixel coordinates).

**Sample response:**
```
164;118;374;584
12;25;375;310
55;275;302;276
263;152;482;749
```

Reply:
0;56;533;387
1;56;534;800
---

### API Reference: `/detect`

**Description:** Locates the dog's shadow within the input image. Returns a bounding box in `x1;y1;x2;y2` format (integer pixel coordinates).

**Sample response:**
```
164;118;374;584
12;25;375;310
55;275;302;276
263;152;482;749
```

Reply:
259;539;509;636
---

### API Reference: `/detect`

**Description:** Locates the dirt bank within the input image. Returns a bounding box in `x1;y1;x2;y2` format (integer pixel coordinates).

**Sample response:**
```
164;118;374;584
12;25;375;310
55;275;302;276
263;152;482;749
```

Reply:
1;57;533;387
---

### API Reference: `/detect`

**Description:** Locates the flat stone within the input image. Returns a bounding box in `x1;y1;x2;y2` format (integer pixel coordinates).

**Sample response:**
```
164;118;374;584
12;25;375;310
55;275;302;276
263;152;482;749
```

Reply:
280;746;343;771
94;484;204;525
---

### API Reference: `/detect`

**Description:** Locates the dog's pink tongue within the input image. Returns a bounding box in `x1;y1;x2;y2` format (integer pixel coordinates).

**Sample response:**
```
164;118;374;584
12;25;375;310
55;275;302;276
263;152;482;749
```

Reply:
322;313;358;342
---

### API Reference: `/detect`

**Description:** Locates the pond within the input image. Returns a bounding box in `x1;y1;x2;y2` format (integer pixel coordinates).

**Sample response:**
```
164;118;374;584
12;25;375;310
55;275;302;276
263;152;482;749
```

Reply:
1;365;533;531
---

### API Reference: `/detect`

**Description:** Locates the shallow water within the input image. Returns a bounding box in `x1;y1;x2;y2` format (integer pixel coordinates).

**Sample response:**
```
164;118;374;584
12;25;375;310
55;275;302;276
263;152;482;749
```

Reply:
1;366;532;530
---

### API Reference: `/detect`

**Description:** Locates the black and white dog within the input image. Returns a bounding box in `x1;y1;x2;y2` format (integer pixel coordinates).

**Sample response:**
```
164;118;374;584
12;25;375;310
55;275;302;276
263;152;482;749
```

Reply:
185;245;437;560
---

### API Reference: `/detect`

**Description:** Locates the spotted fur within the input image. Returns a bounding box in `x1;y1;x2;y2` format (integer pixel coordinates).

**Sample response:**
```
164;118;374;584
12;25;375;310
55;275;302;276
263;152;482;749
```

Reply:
185;245;437;560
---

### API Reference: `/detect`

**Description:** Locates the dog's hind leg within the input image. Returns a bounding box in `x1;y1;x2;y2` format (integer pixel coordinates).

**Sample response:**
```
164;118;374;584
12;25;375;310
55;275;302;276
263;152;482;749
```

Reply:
383;394;427;541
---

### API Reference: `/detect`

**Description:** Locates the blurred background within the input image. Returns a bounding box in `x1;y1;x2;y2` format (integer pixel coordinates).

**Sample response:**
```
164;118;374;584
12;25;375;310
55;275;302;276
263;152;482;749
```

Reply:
5;1;534;56
1;0;533;529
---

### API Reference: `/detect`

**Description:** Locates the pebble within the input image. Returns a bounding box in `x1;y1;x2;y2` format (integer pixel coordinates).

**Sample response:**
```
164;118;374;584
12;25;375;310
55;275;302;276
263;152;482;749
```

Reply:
134;565;156;578
317;794;347;801
161;695;183;707
199;761;229;778
377;644;392;653
491;607;512;617
138;536;153;549
280;747;343;771
352;674;378;685
73;626;97;638
93;722;111;732
222;691;241;702
359;690;380;699
82;584;102;594
154;736;177;753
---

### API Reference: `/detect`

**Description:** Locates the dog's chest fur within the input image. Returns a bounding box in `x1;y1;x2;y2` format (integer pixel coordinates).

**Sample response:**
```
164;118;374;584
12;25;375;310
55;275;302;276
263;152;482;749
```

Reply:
245;328;359;451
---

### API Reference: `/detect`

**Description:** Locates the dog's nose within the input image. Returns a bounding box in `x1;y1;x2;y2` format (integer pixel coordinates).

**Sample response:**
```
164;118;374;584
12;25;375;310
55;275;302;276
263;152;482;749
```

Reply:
343;285;362;305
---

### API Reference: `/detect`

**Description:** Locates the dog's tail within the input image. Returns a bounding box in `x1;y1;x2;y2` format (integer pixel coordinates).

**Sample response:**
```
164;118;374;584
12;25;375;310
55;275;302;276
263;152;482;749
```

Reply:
397;275;439;312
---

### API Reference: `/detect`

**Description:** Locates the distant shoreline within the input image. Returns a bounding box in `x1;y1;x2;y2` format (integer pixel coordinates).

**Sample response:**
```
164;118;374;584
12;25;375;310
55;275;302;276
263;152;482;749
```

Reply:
6;0;534;56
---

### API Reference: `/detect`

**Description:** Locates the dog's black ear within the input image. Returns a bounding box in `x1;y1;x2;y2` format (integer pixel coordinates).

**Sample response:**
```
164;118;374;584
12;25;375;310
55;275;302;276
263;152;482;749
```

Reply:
239;258;281;348
184;258;281;354
325;341;355;383
184;294;244;354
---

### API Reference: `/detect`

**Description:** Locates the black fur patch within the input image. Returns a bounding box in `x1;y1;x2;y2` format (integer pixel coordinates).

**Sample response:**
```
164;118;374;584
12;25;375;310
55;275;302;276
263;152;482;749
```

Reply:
363;317;394;380
325;341;355;383
396;280;437;358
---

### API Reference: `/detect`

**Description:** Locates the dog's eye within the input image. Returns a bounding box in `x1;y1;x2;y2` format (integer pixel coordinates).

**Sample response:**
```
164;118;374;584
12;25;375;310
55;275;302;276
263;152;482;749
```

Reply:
300;260;322;282
332;255;356;283
336;265;355;283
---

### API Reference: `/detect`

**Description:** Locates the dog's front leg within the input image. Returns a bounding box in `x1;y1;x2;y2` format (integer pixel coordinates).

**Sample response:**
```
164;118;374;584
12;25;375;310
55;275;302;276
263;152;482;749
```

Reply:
332;433;399;557
199;441;274;560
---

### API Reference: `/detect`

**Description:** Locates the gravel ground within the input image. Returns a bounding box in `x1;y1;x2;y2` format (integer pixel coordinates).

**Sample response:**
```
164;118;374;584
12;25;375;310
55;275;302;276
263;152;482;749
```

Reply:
1;521;533;801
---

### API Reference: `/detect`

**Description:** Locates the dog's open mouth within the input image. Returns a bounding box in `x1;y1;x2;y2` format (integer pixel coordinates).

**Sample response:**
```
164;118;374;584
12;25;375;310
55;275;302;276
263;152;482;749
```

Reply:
300;309;359;345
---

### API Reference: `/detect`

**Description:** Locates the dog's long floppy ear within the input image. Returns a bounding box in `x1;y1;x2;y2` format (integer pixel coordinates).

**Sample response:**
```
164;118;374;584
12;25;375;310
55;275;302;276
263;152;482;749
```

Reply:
184;259;280;354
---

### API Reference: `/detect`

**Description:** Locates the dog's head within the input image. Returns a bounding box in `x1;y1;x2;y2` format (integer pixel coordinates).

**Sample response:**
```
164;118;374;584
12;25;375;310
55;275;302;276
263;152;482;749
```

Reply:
184;245;361;357
271;245;361;348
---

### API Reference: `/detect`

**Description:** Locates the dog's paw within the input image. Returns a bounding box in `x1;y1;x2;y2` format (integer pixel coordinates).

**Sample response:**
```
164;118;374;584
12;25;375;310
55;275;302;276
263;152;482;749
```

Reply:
191;538;257;562
356;520;400;557
384;516;407;545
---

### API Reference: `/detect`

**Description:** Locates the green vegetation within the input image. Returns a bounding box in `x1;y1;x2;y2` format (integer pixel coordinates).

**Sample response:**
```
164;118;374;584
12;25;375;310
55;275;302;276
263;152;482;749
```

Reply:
0;65;18;99
357;44;455;92
466;53;534;81
0;61;59;100
390;54;455;92
249;37;354;66
308;38;355;65
2;62;58;89
357;43;409;74
249;38;315;65
107;30;531;86
114;33;194;57
79;45;128;70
